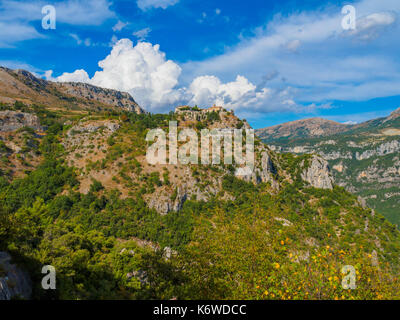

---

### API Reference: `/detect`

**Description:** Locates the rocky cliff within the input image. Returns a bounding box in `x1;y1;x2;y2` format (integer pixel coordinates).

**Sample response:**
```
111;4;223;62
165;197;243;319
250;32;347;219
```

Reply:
0;111;43;132
56;82;144;114
301;155;334;189
0;252;31;300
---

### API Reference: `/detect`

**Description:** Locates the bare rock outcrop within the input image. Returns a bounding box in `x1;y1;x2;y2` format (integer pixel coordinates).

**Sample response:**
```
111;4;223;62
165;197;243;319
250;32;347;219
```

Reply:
0;111;43;132
356;140;400;160
237;150;277;187
147;183;219;215
0;252;32;300
57;82;145;114
301;155;334;189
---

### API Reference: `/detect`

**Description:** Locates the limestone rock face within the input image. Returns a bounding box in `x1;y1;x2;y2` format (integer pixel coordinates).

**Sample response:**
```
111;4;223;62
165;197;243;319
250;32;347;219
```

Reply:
66;120;120;138
57;82;145;114
0;252;32;300
356;140;400;160
301;155;334;189
257;151;277;184
237;150;277;186
147;186;187;215
147;183;218;215
0;111;42;132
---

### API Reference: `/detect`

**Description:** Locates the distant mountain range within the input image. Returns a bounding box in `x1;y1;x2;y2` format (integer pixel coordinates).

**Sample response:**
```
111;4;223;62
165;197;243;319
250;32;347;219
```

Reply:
256;108;400;225
256;109;400;142
256;117;352;141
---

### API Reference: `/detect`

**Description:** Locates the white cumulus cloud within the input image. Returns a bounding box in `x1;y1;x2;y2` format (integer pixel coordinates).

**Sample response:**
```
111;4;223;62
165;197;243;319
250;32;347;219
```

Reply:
189;75;269;111
55;39;186;111
53;38;316;114
56;69;90;82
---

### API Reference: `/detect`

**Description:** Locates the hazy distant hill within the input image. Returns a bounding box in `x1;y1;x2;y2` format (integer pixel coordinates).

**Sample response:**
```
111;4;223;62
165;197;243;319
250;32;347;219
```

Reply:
256;108;400;225
256;117;353;141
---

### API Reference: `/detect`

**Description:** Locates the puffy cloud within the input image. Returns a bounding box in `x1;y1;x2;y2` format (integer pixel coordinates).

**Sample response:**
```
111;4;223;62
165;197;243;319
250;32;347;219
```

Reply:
53;38;324;115
187;74;321;116
56;69;90;83
189;75;268;111
56;39;186;111
91;40;184;110
137;0;179;11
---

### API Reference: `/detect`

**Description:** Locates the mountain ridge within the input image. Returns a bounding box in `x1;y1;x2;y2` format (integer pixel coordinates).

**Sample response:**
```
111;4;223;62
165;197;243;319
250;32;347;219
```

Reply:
0;67;145;115
256;109;400;142
256;117;353;141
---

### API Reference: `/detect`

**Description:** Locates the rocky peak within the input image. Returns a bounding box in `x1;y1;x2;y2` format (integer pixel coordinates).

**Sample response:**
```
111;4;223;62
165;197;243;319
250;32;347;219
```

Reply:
13;69;49;92
175;106;227;120
174;105;251;129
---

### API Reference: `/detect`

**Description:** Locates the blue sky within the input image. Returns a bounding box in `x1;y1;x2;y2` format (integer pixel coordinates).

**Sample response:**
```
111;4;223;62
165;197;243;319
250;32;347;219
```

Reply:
1;0;400;128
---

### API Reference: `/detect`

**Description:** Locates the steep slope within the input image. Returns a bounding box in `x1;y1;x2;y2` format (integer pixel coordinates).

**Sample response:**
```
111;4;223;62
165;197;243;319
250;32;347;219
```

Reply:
0;67;145;115
256;109;400;225
0;67;145;180
1;86;400;299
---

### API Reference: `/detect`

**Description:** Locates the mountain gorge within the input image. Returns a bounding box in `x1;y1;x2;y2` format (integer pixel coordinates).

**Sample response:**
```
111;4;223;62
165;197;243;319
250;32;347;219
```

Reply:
1;69;400;300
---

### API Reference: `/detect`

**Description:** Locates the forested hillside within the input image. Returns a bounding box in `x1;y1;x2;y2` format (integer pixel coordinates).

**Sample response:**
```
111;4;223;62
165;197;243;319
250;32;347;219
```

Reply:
1;69;400;300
